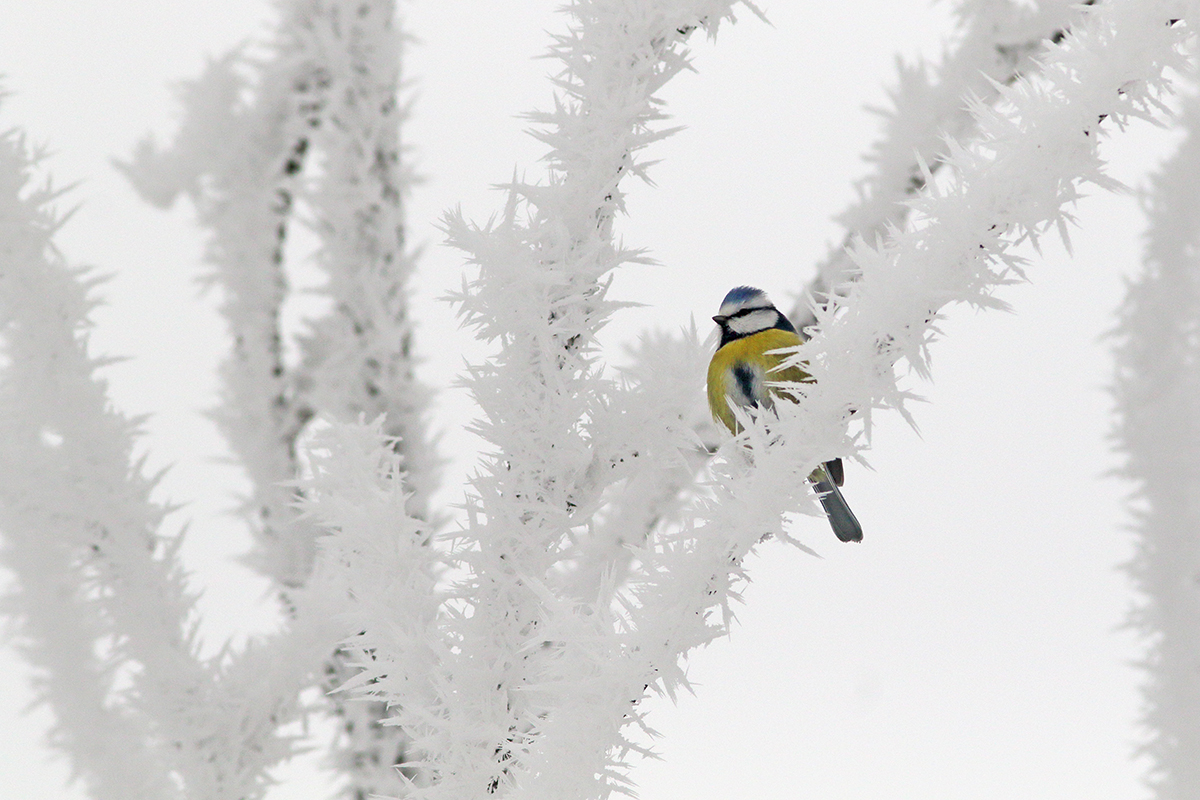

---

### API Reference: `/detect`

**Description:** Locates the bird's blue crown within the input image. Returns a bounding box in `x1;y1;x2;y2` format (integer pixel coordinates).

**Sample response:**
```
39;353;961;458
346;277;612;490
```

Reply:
721;285;767;307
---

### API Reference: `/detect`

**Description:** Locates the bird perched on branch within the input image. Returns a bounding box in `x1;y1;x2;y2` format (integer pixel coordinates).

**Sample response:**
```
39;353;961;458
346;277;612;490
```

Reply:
707;286;863;543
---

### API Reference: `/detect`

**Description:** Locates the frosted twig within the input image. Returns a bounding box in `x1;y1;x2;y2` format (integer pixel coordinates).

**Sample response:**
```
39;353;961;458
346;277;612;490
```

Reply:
117;4;328;589
1112;76;1200;799
790;0;1095;330
118;2;436;795
0;123;346;800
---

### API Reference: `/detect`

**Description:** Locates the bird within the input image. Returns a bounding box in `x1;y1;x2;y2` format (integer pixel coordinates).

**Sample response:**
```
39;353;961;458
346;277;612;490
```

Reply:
706;285;863;543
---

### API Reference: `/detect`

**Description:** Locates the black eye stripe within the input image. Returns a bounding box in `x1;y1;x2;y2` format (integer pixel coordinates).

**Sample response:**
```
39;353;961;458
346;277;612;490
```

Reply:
730;306;771;319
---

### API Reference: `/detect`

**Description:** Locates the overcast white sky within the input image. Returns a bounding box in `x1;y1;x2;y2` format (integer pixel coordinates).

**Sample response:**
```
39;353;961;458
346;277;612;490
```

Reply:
0;2;1181;798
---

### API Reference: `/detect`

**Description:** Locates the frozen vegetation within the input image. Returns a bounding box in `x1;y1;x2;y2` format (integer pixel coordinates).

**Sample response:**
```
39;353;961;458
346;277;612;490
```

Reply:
0;0;1198;798
1113;83;1200;800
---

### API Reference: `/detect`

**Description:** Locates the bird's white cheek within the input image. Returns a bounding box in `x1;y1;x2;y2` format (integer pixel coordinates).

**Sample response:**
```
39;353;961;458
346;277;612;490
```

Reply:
728;309;777;335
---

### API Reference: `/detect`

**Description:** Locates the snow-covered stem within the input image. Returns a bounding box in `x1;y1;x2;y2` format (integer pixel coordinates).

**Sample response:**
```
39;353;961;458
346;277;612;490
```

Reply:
0;124;347;800
782;0;1188;424
790;0;1092;329
320;2;756;798
311;4;1195;800
295;0;437;521
122;3;433;792
607;4;1197;788
288;2;435;794
0;129;177;800
118;3;329;590
556;330;714;603
597;0;1097;590
298;419;445;797
1113;83;1200;800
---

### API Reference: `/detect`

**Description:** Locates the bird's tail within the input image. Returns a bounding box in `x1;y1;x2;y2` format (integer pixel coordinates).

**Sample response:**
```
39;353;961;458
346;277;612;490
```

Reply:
812;464;862;543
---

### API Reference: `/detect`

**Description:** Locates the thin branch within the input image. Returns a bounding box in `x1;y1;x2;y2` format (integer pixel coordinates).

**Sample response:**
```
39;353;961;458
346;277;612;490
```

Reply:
1113;80;1200;800
790;0;1096;330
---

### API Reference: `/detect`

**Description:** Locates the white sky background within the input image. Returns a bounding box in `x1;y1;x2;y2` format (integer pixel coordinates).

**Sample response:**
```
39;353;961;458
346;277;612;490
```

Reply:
0;1;1180;798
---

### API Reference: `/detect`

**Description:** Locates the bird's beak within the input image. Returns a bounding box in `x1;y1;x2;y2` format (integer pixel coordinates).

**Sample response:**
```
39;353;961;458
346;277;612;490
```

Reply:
712;315;728;325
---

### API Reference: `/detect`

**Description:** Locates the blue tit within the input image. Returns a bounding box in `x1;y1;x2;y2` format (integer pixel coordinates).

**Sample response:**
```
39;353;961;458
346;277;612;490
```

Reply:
707;286;863;543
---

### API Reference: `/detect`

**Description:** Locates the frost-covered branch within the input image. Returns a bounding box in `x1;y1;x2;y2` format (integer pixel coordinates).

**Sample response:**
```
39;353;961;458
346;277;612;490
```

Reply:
790;0;1092;329
8;0;1195;797
311;3;757;799
0;123;346;800
442;0;753;787
784;0;1187;423
120;3;433;795
294;0;437;522
118;4;330;590
1113;82;1200;800
285;2;437;795
593;0;1098;589
310;4;1194;800
298;419;444;796
557;330;713;603
606;4;1195;790
0;129;177;800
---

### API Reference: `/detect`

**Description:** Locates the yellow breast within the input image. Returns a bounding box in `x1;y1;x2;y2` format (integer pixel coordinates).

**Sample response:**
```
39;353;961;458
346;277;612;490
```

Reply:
707;328;809;434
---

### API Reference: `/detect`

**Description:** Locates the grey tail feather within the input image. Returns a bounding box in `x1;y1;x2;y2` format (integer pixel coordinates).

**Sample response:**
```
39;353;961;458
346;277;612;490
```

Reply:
824;458;844;487
812;477;863;543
